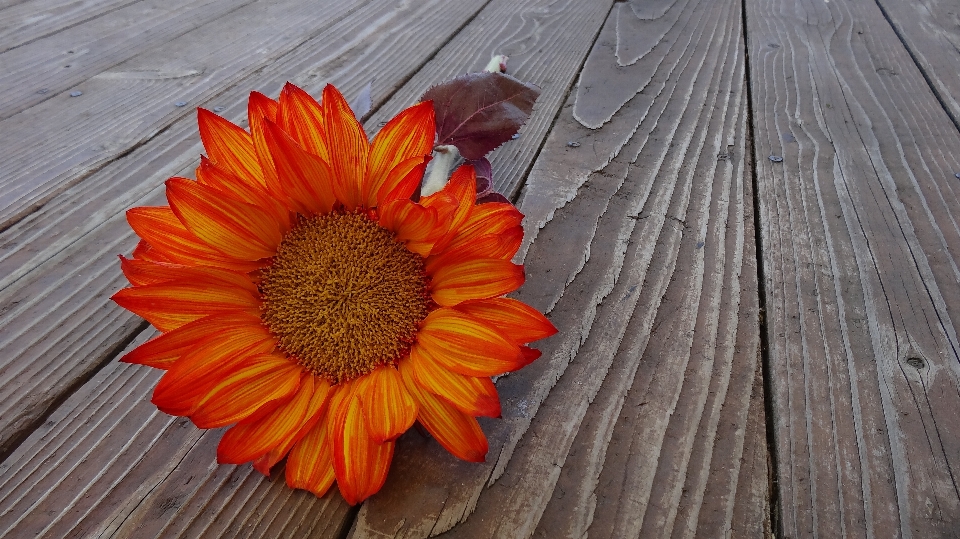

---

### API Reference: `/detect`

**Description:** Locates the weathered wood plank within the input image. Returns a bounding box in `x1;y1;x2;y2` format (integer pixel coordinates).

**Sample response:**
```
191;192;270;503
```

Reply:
350;0;768;536
0;0;142;53
0;0;251;119
0;0;488;460
872;0;960;130
746;0;960;535
0;0;367;230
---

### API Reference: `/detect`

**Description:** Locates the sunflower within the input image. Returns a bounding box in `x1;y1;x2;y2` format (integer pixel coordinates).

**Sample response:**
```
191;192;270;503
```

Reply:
112;83;556;504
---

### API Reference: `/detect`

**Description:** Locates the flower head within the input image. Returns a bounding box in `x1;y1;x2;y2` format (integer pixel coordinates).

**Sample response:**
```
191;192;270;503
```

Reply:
112;83;556;504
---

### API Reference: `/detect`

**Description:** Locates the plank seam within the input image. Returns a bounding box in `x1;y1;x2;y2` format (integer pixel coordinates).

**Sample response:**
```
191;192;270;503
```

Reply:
1;0;143;54
0;319;148;466
739;0;782;536
870;0;960;139
505;0;620;203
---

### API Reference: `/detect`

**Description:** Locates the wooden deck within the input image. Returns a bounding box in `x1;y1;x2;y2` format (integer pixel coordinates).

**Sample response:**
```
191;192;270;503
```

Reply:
1;0;959;536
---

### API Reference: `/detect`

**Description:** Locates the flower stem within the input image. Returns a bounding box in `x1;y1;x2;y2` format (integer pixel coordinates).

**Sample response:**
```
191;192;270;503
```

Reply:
421;144;459;196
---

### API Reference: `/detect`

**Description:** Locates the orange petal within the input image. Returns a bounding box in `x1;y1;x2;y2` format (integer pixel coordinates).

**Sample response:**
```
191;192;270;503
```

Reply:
118;256;258;293
196;156;290;230
414;309;525;377
328;382;394;505
151;319;275;415
262;120;339;216
381;156;430;204
131;240;171;263
367;101;435;207
425;228;523;276
420;164;476;253
126;206;260;272
247;91;281;193
218;374;331;464
408;347;500;417
252;383;333;476
197;108;264;186
112;278;260;333
359;365;417;443
378;199;441;257
276;82;329;163
321;84;369;210
286;412;336;497
429;258;524;307
122;312;260;369
454;297;557;344
166;177;283;261
190;354;302;429
445;202;523;252
399;360;487;462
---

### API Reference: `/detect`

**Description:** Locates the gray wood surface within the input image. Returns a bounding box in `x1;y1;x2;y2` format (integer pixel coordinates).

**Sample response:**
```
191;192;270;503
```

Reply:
350;0;768;536
746;0;960;536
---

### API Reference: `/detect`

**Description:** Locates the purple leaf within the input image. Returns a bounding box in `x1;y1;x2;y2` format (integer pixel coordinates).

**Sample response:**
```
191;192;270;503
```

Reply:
476;192;511;205
422;72;540;160
469;157;493;196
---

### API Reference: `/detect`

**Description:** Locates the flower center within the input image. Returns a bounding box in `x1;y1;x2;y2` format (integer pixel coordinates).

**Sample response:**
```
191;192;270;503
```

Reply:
260;212;430;384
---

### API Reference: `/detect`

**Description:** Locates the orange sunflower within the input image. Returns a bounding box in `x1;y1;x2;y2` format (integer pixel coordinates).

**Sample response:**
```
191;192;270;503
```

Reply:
112;82;556;504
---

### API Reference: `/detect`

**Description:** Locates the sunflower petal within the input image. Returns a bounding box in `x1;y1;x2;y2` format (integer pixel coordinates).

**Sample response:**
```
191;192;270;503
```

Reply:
248;91;281;193
166;177;283;261
151;320;275;415
131;240;171;263
399;361;487;462
455;298;557;345
118;256;258;292
430;258;524;306
112;278;260;333
414;309;525;376
197;108;264;185
218;374;331;464
196;156;290;230
328;382;394;505
286;413;336;497
276;82;329;163
381;156;430;204
252;382;333;475
262;120;339;216
126;206;260;271
409;347;500;417
359;365;416;443
190;354;302;429
378;199;441;257
425;227;523;275
322;84;369;210
367;101;435;207
445;202;523;252
122;312;260;369
420;164;476;254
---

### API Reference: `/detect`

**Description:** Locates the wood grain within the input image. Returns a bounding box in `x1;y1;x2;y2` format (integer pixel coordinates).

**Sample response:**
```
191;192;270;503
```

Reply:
350;0;769;536
0;0;366;230
0;0;252;119
746;0;960;536
0;0;146;53
0;0;490;460
872;0;960;130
